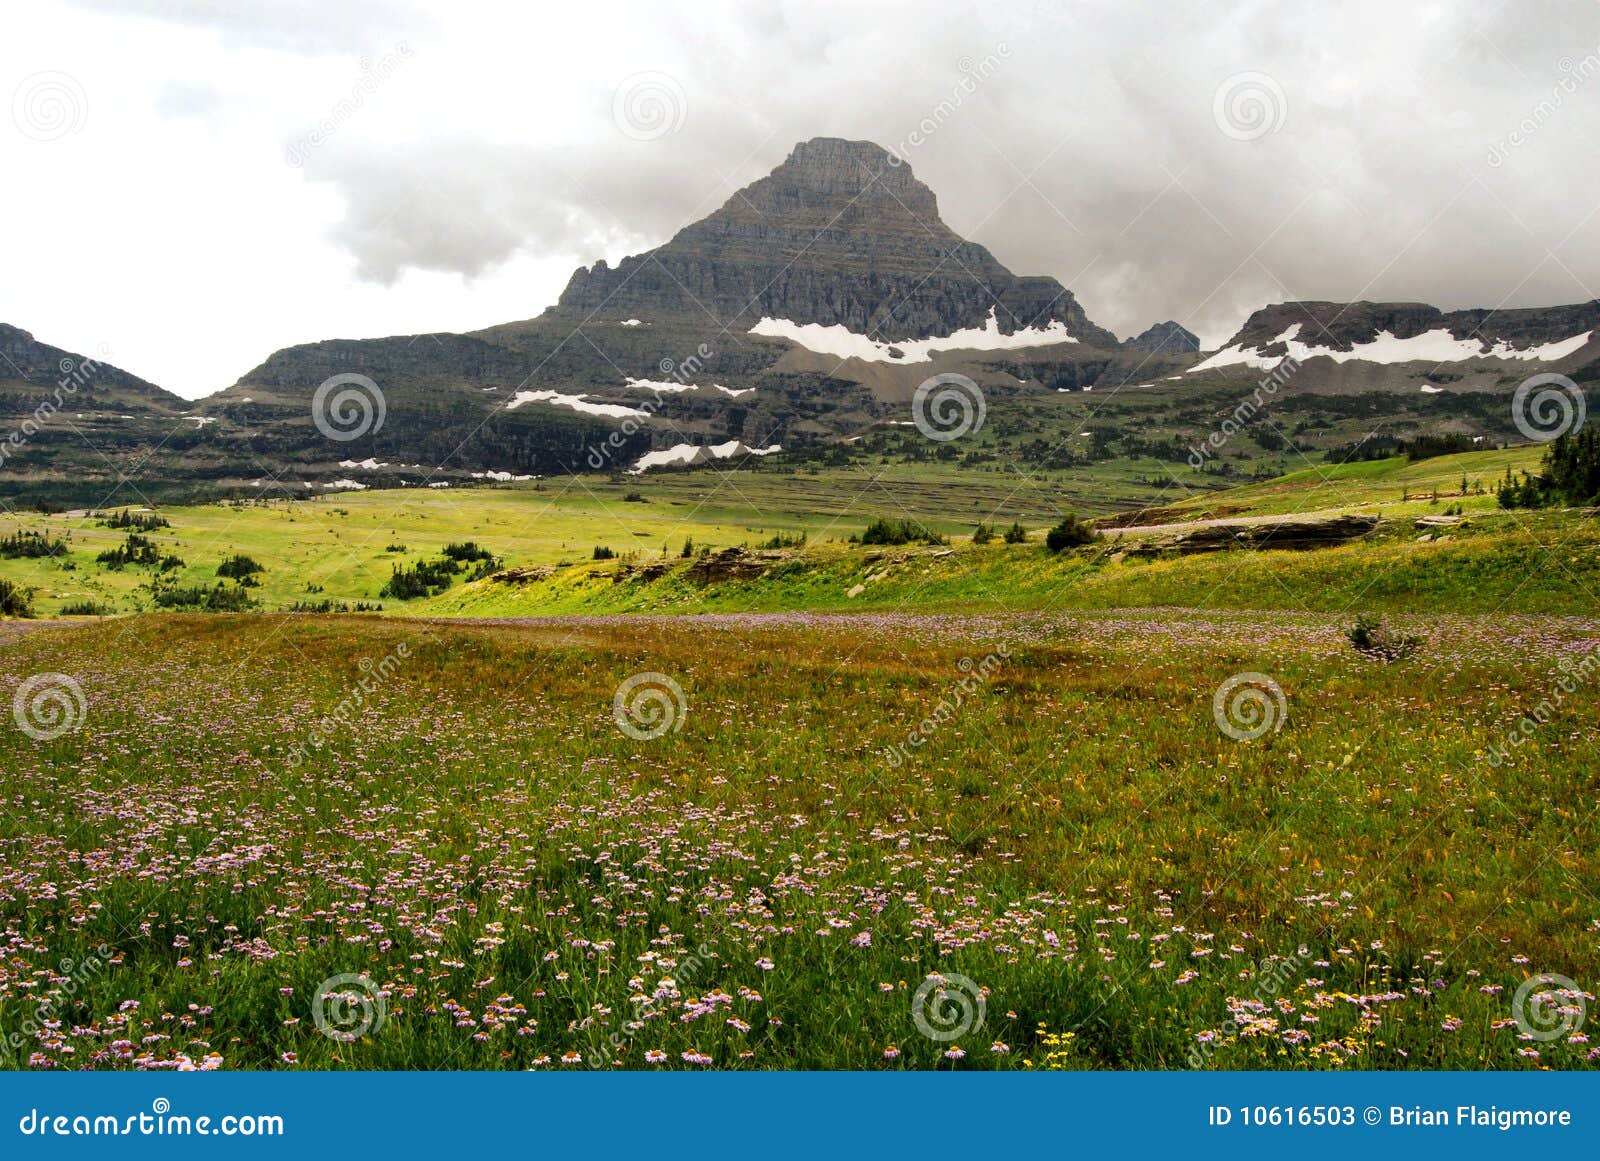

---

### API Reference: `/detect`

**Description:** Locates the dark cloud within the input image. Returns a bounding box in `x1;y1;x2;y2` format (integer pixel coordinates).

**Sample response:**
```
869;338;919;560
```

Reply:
290;0;1600;343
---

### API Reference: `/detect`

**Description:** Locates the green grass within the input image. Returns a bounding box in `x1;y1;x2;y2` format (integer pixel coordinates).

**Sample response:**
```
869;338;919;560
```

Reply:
1;611;1594;1070
0;447;1583;620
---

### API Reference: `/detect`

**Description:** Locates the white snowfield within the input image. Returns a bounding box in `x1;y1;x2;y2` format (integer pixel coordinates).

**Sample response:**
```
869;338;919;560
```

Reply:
470;470;534;481
749;307;1078;363
622;377;697;394
714;384;755;398
629;440;782;473
1190;323;1593;372
504;390;648;419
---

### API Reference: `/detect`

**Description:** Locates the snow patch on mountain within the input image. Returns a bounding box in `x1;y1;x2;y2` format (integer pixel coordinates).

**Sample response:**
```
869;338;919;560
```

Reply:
750;308;1078;363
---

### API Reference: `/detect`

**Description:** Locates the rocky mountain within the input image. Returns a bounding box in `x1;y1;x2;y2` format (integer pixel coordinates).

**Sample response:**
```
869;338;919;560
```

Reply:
8;138;1600;502
1125;321;1200;356
1190;299;1600;388
0;324;184;415
552;137;1118;347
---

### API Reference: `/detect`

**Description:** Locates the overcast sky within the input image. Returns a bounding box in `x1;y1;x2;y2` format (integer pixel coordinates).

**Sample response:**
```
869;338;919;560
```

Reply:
5;0;1600;398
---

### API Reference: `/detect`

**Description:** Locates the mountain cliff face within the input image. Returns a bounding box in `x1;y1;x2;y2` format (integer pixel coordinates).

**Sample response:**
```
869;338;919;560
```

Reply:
552;137;1118;347
1125;321;1200;355
0;324;183;413
1211;300;1600;361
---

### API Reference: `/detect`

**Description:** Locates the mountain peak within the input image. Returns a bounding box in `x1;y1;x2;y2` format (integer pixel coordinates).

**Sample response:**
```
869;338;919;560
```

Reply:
553;137;1115;346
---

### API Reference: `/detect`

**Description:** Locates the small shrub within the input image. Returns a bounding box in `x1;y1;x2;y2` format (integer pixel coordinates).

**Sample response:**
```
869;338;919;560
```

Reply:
380;558;459;600
152;583;256;612
97;533;162;570
98;508;169;531
59;600;113;616
971;523;994;545
760;531;807;549
1002;522;1028;544
0;530;67;559
1346;614;1423;663
593;546;617;560
623;491;648;503
1045;513;1099;552
442;542;496;563
216;554;265;579
860;518;946;546
0;578;35;617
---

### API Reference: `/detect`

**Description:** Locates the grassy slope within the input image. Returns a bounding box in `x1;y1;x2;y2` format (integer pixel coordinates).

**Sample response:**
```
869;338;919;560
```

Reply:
0;445;1584;619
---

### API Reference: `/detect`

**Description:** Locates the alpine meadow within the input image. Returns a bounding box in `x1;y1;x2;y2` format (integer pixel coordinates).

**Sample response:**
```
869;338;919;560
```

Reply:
2;0;1597;1108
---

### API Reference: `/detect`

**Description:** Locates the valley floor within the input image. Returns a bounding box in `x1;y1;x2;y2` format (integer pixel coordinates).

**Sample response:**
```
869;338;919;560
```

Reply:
1;609;1595;1069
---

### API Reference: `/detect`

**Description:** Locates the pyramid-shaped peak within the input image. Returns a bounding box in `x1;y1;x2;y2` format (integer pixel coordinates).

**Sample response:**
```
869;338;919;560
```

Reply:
553;137;1114;345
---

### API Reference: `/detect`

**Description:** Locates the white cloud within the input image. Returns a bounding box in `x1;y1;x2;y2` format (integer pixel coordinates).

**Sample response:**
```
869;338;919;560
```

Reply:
2;0;1598;397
